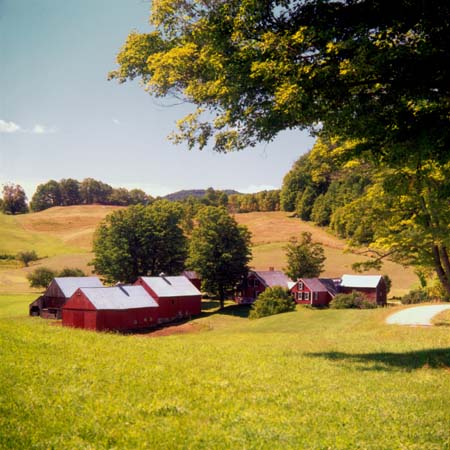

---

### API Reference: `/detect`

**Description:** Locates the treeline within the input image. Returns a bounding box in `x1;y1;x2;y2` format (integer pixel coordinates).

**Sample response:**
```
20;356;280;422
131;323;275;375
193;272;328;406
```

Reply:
280;139;375;245
30;178;152;212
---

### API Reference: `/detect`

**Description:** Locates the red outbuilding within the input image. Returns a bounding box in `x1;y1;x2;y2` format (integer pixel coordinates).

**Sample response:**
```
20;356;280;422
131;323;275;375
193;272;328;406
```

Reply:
339;274;387;306
290;278;339;306
235;268;294;304
135;275;202;323
182;270;202;290
62;285;159;331
29;277;103;319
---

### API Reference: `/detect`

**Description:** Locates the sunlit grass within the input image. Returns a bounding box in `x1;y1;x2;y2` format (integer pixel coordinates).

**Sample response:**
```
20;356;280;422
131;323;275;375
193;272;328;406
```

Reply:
0;294;449;448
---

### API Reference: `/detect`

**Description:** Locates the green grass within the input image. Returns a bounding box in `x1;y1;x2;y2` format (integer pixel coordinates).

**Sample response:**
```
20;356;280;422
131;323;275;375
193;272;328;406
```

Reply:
1;295;449;449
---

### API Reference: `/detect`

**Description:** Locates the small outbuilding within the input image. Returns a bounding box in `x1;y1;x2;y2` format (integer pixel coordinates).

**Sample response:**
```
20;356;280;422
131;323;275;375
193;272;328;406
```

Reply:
29;277;103;319
62;285;159;331
235;268;294;304
182;270;202;290
135;275;202;323
339;274;387;306
291;278;339;307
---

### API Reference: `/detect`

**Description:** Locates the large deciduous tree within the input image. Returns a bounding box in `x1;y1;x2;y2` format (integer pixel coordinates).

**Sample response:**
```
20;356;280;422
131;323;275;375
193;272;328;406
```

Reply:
92;201;187;284
187;206;252;309
1;184;28;215
109;0;450;162
30;180;62;211
284;232;326;280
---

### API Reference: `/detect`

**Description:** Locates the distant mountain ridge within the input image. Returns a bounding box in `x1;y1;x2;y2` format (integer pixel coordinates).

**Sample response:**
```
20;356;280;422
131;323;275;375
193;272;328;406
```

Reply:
163;189;241;201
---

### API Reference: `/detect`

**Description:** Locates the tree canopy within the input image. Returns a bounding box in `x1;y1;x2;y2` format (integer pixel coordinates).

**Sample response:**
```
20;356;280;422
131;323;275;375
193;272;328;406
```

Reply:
1;184;28;215
187;206;252;308
92;201;187;284
110;0;450;162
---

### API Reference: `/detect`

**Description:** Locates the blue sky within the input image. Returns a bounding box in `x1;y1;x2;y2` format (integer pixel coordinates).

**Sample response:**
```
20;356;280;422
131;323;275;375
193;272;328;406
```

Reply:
0;0;314;200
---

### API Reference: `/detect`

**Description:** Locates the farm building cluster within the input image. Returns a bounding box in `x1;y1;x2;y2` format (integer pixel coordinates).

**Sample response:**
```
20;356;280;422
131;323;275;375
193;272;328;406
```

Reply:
29;268;387;332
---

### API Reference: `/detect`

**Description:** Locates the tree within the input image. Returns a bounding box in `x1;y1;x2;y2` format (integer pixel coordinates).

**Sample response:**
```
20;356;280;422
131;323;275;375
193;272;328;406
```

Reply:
91;201;187;284
249;286;295;319
284;232;326;280
1;184;28;214
80;178;113;204
59;178;81;206
27;267;57;290
30;180;62;211
16;250;38;267
187;206;252;309
109;1;450;162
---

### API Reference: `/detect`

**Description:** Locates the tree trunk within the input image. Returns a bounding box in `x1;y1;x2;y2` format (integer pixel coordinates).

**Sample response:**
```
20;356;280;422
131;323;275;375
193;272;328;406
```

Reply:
432;245;450;296
219;285;225;309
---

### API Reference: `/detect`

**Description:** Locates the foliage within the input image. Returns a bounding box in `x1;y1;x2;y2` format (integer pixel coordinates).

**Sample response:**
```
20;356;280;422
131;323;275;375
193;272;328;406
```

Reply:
187;206;252;308
0;253;15;261
400;289;429;305
330;292;377;309
16;250;38;267
92;201;187;284
383;275;392;296
284;232;326;280
27;267;57;289
58;267;86;277
59;178;82;206
30;180;62;211
249;286;295;319
1;183;28;215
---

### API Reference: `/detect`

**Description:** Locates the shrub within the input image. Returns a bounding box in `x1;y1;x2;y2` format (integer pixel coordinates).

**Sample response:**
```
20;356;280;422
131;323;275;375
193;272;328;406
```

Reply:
16;250;38;267
249;287;295;319
0;253;15;261
58;267;86;277
330;292;377;309
27;267;57;289
401;289;429;305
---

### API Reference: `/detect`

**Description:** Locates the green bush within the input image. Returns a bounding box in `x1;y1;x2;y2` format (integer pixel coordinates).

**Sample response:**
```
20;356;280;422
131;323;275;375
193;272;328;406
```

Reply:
58;267;86;277
330;292;377;309
16;250;38;267
0;253;15;261
249;286;296;319
27;267;57;290
401;289;429;304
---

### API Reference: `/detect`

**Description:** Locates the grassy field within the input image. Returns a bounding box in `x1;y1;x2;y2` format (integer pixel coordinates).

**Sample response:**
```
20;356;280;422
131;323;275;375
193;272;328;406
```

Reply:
1;294;449;449
0;207;416;295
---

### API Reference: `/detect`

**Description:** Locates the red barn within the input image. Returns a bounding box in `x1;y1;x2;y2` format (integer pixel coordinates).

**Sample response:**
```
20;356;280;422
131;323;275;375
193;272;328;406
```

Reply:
29;277;103;319
339;274;387;305
290;278;339;306
135;275;202;323
62;285;159;331
235;269;294;304
182;270;202;290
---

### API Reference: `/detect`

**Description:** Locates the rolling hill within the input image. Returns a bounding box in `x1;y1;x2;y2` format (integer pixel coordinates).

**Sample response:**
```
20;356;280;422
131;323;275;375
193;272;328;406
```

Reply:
0;206;416;295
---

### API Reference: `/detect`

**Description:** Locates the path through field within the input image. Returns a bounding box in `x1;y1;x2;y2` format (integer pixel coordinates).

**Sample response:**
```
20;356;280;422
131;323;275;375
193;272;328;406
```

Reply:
386;304;450;326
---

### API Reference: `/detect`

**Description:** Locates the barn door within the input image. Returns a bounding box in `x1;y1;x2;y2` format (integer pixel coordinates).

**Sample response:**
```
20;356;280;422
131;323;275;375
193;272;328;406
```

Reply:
72;311;85;328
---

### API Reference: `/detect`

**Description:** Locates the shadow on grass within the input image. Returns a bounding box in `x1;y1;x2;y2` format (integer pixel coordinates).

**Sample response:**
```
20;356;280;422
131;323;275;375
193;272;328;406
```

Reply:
306;348;450;371
200;299;251;319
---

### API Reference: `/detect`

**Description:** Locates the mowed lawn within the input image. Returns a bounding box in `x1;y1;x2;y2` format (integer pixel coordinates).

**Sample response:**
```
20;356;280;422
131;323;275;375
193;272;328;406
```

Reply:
1;295;449;449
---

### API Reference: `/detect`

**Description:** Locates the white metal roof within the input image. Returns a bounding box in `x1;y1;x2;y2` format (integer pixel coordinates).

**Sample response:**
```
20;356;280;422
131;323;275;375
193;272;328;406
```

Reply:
54;277;103;297
79;285;158;310
340;274;382;288
140;276;201;297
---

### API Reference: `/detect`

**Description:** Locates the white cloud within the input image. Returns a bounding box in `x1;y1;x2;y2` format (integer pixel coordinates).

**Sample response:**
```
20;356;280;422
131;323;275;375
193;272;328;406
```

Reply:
112;118;120;125
32;124;56;134
0;119;21;133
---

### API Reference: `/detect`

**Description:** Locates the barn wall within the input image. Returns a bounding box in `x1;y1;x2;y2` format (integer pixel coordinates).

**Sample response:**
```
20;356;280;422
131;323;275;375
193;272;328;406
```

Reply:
157;296;201;323
340;287;377;303
44;280;65;298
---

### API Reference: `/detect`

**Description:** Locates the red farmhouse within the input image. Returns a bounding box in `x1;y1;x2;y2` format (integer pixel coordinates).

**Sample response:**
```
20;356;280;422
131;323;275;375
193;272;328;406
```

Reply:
291;278;339;307
235;269;294;304
339;274;387;306
182;270;202;290
62;285;159;331
29;277;103;319
135;275;202;323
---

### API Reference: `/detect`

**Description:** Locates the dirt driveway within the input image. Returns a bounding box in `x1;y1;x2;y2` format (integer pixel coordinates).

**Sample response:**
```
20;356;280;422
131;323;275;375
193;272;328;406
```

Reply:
386;304;450;326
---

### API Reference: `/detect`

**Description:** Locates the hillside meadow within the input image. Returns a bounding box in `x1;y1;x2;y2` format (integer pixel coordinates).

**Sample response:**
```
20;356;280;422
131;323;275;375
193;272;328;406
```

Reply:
0;207;416;295
1;294;450;448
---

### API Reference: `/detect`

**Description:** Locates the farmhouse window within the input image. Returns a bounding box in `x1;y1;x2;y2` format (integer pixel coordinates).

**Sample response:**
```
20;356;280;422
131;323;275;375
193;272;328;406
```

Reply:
304;292;310;300
313;292;318;301
298;282;303;290
297;292;302;301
